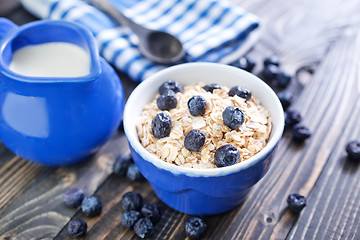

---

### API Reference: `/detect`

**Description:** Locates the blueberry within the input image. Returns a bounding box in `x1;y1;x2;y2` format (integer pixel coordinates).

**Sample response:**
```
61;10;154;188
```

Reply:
203;83;221;93
262;64;280;82
264;56;280;67
277;90;293;111
141;203;161;224
236;56;256;72
287;193;306;213
345;141;360;160
159;80;182;95
285;109;302;127
134;218;154;239
121;192;143;211
157;91;177;111
121;210;142;229
62;188;85;208
188;95;207;116
81;196;102;217
184;129;206;152
292;123;311;142
228;86;252;100
276;71;291;88
222;106;245;130
151;112;172;138
67;219;87;238
214;144;240;167
113;154;132;176
185;216;207;240
126;163;145;182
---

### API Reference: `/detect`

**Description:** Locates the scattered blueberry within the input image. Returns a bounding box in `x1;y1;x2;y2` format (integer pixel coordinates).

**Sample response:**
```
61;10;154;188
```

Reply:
67;219;87;238
292;123;311;142
287;193;306;213
285;109;302;127
228;86;252;100
62;188;85;208
203;83;221;93
222;106;245;130
262;64;280;82
126;163;145;182
276;71;292;88
159;80;182;95
264;56;280;67
121;210;142;229
185;216;207;240
277;90;293;111
214;144;240;167
157;91;177;111
113;154;132;176
345;140;360;160
184;129;206;152
81;196;102;217
188;95;207;116
134;218;154;239
151;112;172;138
236;56;256;72
121;192;143;211
141;203;161;224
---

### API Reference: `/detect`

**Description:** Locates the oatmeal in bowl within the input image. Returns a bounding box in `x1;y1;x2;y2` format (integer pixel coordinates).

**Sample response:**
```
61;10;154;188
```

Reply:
136;82;272;169
124;63;284;215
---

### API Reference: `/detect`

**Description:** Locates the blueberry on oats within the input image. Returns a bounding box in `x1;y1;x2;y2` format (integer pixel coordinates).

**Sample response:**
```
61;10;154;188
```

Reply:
228;86;252;100
184;129;206;152
157;91;177;111
222;106;245;130
159;80;182;95
214;144;240;167
188;95;207;116
203;83;221;93
151;112;172;138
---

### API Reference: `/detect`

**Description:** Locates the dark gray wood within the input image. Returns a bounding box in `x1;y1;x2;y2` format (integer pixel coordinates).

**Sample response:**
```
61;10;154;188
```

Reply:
1;0;360;239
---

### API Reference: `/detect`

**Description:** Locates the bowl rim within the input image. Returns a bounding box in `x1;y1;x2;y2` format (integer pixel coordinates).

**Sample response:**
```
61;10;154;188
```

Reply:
124;62;284;177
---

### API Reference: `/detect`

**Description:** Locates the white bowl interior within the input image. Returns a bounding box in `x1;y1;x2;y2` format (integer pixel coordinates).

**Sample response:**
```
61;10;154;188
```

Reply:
124;63;284;177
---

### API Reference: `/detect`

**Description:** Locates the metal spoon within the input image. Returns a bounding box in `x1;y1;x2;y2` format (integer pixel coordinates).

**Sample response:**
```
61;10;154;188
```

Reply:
89;0;185;64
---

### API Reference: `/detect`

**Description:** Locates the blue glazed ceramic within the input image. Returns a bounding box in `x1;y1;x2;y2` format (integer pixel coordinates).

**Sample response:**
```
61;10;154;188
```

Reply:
0;18;124;166
124;63;284;215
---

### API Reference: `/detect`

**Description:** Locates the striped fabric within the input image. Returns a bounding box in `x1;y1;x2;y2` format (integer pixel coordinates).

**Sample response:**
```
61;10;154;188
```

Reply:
20;0;260;82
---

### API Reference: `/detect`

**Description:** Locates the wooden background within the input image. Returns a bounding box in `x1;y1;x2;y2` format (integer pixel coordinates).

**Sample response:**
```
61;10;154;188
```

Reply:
1;0;360;239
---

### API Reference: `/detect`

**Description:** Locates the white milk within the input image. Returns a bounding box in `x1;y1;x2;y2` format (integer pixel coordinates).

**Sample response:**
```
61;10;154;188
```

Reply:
9;42;91;77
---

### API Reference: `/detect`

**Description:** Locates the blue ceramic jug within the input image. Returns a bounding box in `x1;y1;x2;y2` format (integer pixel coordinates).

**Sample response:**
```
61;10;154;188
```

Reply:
0;18;125;166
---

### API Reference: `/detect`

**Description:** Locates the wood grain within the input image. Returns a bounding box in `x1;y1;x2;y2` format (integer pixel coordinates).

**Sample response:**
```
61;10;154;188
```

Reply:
1;0;360;239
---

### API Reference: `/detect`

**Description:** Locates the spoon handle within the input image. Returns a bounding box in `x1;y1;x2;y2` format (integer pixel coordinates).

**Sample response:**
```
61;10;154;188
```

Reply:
88;0;149;37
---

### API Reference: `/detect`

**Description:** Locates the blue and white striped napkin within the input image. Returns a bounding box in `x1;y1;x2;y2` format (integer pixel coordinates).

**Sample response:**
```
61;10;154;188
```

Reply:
20;0;260;82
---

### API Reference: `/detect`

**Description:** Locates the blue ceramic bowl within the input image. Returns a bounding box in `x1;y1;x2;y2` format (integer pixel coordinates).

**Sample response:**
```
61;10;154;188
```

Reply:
124;63;284;215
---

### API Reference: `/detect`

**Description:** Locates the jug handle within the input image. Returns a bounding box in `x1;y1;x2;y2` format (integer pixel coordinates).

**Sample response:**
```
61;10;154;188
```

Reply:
0;18;17;40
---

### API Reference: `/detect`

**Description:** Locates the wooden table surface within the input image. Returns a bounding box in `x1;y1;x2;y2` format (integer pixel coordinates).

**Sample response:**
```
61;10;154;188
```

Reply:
1;0;360;239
